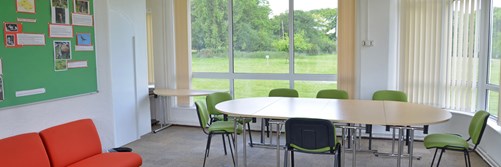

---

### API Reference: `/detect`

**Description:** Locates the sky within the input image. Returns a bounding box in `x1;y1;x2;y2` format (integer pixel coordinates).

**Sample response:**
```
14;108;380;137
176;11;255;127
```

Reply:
268;0;338;16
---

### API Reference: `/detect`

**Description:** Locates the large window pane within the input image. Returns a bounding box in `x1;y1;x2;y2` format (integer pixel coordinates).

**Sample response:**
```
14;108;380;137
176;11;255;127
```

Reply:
294;81;337;98
192;78;229;101
234;80;289;98
294;0;337;74
490;3;501;85
488;90;499;117
191;0;229;73
233;0;289;73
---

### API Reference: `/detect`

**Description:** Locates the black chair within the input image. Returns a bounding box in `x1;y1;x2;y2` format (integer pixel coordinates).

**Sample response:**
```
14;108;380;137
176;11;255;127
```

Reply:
284;118;341;167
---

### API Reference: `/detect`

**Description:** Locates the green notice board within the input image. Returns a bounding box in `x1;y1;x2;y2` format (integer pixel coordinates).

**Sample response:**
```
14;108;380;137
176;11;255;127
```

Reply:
0;0;97;108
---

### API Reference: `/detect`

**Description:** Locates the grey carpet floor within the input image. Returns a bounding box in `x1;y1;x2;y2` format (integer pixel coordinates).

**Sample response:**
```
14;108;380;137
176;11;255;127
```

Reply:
125;126;490;167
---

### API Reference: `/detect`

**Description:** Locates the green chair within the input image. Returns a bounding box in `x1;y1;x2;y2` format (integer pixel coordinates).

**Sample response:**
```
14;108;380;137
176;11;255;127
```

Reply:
269;88;299;97
195;101;242;167
316;89;349;99
369;90;409;151
206;92;254;147
263;88;299;138
206;92;232;122
284;118;341;167
424;111;489;167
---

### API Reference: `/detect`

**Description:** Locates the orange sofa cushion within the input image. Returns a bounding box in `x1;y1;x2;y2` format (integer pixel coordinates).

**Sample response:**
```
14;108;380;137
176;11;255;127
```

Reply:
40;119;103;167
0;133;51;167
68;152;142;167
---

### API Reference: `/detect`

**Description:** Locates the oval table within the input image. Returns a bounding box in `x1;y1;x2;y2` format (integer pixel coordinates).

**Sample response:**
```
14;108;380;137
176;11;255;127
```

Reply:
216;97;451;167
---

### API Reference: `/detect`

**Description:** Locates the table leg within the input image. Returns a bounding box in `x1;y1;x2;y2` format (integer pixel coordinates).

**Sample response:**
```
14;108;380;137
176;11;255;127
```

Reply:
397;127;404;167
234;117;239;167
341;127;346;167
153;96;172;133
351;128;357;167
276;123;281;167
243;118;247;167
409;128;414;167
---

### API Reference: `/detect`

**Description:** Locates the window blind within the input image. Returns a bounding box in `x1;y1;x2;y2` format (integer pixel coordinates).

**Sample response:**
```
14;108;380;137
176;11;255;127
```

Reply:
400;0;480;112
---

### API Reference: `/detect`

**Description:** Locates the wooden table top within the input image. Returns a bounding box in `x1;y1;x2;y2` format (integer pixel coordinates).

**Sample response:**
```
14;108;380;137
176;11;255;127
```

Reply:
215;97;451;126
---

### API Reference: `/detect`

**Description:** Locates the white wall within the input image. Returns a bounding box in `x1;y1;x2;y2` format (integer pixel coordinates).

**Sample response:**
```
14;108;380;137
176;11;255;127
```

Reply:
108;0;151;147
0;0;150;149
357;0;398;100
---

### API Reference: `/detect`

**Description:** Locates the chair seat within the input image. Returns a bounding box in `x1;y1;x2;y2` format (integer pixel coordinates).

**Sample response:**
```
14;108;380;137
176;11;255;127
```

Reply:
424;134;469;150
208;121;242;134
68;152;142;167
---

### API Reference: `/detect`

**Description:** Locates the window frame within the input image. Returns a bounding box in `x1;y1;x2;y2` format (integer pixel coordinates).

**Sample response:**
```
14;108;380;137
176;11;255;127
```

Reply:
191;0;338;97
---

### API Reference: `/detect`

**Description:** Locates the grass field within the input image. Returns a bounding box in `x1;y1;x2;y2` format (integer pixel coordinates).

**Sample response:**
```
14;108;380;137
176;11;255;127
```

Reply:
192;53;337;100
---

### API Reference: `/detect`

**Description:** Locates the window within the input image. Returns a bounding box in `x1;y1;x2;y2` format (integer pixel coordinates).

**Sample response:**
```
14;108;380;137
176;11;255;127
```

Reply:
486;0;501;117
191;0;338;98
400;0;500;120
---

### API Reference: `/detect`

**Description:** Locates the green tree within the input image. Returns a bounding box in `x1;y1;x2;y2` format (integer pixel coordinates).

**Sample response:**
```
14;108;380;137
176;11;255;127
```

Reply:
191;0;228;52
233;0;274;52
272;31;313;53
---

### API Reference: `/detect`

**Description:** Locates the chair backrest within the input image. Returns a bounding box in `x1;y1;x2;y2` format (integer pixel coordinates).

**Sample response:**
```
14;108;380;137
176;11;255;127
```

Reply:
372;90;407;102
285;118;336;153
195;101;210;132
316;89;349;99
206;92;232;115
40;119;102;167
269;88;299;97
469;110;490;146
0;133;51;167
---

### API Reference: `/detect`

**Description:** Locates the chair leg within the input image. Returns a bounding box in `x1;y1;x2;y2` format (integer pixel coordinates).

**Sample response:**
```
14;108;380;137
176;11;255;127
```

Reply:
465;150;471;167
247;122;254;147
227;134;235;166
436;148;445;167
337;145;342;167
204;134;213;167
283;149;289;167
266;119;270;138
365;125;372;150
291;150;295;167
222;135;227;155
431;148;438;167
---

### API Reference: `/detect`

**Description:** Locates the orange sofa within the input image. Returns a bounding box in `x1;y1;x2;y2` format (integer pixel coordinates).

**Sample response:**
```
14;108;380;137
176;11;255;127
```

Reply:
0;119;142;167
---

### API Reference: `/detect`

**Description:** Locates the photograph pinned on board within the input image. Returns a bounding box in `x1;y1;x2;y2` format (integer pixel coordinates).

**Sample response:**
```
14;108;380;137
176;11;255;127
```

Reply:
51;0;69;24
76;33;91;46
54;8;68;24
74;0;90;14
16;0;36;13
53;41;71;60
5;34;16;47
51;0;68;8
55;59;67;71
4;23;20;32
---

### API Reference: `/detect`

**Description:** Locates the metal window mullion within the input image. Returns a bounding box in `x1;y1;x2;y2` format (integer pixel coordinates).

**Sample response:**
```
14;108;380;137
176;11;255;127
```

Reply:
228;0;235;96
192;72;337;81
476;0;491;111
289;0;294;88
